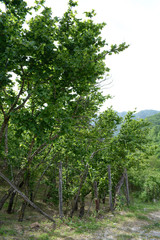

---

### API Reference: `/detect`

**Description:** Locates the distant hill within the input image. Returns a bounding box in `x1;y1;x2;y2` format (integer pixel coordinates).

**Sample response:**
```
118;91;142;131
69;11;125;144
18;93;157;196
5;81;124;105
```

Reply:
117;110;160;119
117;111;128;118
146;112;160;125
136;110;160;119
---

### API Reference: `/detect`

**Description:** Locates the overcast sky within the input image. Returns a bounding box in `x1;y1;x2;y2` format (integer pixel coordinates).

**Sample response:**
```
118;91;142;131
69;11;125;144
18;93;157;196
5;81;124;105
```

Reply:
2;0;160;112
34;0;160;112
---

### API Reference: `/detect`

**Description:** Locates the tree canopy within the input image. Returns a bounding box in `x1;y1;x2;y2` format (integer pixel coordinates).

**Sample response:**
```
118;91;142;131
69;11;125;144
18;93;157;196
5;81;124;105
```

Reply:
0;0;153;223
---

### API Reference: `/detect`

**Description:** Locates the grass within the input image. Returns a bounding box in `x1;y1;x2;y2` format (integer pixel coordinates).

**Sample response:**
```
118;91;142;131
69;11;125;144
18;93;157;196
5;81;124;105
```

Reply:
134;213;150;221
126;198;160;213
65;216;108;233
117;234;134;240
1;197;160;239
143;221;160;231
0;226;17;237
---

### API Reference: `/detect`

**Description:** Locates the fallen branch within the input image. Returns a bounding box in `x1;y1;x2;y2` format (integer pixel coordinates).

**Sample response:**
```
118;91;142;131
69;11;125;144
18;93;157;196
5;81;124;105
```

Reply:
0;171;56;226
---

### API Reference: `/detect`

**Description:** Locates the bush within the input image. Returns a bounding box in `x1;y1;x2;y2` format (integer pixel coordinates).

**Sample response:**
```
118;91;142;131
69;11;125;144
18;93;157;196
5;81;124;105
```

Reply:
129;167;160;202
38;233;50;240
140;172;160;201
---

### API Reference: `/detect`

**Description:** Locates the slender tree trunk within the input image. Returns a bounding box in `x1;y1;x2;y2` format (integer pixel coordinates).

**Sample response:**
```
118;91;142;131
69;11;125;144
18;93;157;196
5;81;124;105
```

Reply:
33;162;51;201
0;179;24;211
113;173;125;209
0;190;12;210
0;116;10;145
102;194;106;204
26;137;35;201
0;145;55;210
94;181;99;212
4;122;14;181
18;201;27;222
70;166;88;218
87;198;93;216
79;197;85;218
0;171;56;224
4;123;8;167
7;181;24;214
7;191;17;214
108;165;113;212
124;168;130;206
59;161;63;219
46;170;56;201
74;196;78;211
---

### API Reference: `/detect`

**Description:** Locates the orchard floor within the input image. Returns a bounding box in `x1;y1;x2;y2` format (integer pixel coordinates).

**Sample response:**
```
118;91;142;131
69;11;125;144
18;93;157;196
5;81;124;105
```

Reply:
89;211;160;240
1;201;160;240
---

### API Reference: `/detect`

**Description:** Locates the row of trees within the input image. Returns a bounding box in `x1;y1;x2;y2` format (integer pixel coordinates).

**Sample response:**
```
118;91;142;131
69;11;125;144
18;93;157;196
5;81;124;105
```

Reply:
0;0;152;222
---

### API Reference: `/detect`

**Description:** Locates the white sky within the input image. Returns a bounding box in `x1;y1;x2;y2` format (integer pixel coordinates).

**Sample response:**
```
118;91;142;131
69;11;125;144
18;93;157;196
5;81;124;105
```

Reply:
2;0;160;112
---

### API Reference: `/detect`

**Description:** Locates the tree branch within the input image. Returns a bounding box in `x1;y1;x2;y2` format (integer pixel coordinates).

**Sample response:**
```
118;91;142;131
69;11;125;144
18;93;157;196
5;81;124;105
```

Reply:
90;147;108;158
33;145;53;170
13;93;31;111
30;134;59;159
0;171;56;224
0;104;6;116
9;78;25;113
0;115;10;145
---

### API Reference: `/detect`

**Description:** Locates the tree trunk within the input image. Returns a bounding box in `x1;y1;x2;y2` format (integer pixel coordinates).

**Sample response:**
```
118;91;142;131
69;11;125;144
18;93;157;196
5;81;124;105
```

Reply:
4;123;8;167
33;162;51;201
79;197;85;218
113;173;125;209
102;194;106;204
124;168;130;206
0;116;10;145
108;165;113;212
7;181;24;214
0;171;56;225
46;164;57;202
59;161;63;219
7;191;17;214
18;201;27;222
26;137;35;202
74;197;79;211
70;166;88;218
0;190;12;210
94;181;99;212
87;198;93;216
0;180;24;211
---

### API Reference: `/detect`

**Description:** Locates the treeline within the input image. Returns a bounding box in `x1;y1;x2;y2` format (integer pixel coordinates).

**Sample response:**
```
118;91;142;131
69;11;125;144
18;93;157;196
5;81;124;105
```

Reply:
134;112;160;201
0;0;152;223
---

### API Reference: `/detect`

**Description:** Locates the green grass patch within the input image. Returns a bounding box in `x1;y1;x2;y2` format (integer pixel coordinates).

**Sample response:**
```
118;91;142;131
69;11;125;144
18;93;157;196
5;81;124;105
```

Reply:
65;216;106;233
125;212;135;218
0;226;17;236
117;234;134;240
143;221;160;231
28;236;37;240
134;213;150;221
126;198;160;213
37;233;50;240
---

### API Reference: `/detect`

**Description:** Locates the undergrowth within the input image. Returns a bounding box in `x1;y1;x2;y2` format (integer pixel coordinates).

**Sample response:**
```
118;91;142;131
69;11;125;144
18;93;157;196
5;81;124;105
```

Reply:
1;198;160;239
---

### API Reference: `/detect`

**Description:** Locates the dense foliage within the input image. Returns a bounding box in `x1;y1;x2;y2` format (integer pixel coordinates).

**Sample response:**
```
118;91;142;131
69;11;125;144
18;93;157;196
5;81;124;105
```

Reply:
0;0;154;222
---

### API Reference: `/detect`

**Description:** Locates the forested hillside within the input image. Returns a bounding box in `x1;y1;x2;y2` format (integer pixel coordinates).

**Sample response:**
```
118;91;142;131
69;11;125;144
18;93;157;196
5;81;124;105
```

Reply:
136;110;160;119
126;111;160;202
147;113;160;159
118;109;160;119
0;0;158;229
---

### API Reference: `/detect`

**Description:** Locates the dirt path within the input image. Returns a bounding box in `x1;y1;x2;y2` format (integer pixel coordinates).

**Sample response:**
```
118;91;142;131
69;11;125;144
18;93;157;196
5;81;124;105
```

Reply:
88;211;160;240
